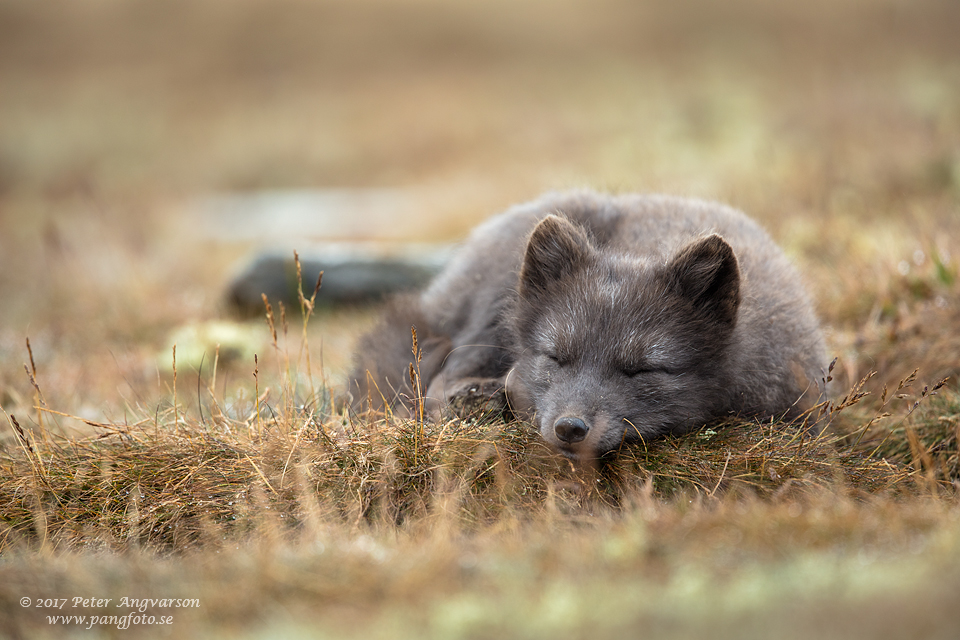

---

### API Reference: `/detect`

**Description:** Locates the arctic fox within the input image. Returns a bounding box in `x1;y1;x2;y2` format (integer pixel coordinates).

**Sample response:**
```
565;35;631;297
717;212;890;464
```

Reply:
349;191;826;459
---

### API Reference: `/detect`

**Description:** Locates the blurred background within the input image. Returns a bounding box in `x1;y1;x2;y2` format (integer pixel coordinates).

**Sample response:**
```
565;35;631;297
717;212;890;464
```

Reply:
1;0;958;430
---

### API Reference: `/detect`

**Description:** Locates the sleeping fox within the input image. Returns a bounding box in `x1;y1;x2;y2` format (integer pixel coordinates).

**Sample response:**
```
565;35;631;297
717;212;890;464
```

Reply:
349;191;826;459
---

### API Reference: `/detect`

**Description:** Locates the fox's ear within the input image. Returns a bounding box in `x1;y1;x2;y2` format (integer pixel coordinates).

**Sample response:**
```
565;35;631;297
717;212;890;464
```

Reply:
666;234;741;325
519;215;593;297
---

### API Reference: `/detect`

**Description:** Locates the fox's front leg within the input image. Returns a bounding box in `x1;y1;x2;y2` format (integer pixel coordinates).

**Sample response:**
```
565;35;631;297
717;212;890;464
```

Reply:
424;374;508;421
420;335;514;420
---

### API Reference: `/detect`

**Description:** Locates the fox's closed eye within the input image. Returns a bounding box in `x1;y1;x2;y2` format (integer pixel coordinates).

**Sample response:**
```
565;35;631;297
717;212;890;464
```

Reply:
545;353;569;367
622;366;648;377
622;365;663;377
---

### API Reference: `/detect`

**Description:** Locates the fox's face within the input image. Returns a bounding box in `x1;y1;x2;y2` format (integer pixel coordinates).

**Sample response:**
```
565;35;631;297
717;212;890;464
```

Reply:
505;215;741;459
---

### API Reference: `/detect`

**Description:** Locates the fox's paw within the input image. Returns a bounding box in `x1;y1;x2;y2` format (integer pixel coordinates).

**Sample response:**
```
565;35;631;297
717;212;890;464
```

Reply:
425;377;507;422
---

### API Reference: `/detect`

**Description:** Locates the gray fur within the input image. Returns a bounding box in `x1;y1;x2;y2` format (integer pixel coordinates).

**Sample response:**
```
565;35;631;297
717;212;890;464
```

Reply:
349;191;826;459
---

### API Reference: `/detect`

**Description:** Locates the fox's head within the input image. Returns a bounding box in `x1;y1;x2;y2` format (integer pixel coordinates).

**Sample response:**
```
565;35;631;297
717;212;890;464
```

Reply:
505;214;742;459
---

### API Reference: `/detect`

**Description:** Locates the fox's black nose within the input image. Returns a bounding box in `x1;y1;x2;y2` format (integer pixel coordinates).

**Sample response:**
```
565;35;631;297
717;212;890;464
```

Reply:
554;416;588;443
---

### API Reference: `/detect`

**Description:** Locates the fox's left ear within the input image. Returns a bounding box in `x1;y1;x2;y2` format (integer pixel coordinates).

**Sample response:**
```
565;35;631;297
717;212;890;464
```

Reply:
519;215;593;298
666;234;741;326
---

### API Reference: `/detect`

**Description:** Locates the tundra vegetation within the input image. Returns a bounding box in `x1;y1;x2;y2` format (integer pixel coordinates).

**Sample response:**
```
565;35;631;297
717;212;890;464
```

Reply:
1;0;959;638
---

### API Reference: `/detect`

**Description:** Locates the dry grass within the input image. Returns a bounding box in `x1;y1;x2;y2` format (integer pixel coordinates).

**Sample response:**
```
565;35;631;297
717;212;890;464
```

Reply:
2;0;960;637
1;294;957;638
0;390;927;554
1;376;959;638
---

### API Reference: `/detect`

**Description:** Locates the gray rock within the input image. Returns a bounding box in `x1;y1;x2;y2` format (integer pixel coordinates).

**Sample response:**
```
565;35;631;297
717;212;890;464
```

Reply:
194;188;457;314
228;244;452;313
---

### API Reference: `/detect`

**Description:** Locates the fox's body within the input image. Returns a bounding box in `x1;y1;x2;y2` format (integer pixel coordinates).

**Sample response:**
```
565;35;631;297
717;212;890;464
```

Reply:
349;191;826;459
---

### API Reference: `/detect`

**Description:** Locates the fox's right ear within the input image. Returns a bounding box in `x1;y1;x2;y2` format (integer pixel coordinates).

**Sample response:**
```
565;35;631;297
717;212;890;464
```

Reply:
519;215;593;298
666;234;741;326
